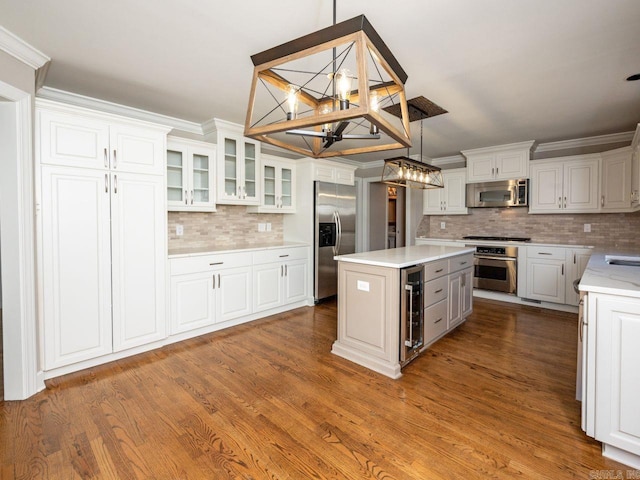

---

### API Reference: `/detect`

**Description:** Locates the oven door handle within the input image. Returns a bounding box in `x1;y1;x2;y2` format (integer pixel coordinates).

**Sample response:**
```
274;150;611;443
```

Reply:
475;255;516;262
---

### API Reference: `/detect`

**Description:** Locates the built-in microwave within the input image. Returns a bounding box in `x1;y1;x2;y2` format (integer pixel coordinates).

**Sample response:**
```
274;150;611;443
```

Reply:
466;179;528;208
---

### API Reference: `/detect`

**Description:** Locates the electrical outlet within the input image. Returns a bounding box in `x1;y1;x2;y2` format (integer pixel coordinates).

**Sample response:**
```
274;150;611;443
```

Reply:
258;223;266;232
176;224;184;236
584;223;591;233
266;222;272;232
440;222;446;230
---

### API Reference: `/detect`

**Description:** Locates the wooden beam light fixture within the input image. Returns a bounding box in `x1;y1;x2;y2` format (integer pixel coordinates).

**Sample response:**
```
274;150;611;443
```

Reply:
244;15;411;158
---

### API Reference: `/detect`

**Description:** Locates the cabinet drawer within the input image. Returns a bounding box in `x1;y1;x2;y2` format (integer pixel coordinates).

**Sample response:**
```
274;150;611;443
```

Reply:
424;259;449;279
424;276;448;308
450;254;474;273
425;299;448;342
527;246;565;260
170;252;251;275
252;246;307;265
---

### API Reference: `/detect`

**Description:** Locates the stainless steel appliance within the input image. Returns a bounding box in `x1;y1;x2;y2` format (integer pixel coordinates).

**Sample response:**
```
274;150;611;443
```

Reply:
466;179;529;208
314;181;356;302
400;264;424;366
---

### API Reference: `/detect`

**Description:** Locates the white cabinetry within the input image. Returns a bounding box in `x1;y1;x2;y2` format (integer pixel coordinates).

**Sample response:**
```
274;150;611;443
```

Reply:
529;155;600;213
215;120;260;205
252;247;308;312
167;137;216;211
565;248;592;306
312;162;356;185
525;246;566;304
423;168;468;215
448;254;473;329
462;141;534;183
248;154;296;213
37;101;169;371
583;293;640;465
601;147;632;211
631;124;640;208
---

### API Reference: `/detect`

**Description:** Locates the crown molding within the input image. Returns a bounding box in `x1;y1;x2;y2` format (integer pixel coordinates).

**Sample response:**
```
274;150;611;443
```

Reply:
461;140;536;157
535;131;634;153
429;154;466;166
37;86;203;134
0;26;50;69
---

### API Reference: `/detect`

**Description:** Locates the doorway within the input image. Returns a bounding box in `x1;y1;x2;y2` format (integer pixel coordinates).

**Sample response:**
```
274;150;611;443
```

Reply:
368;183;406;250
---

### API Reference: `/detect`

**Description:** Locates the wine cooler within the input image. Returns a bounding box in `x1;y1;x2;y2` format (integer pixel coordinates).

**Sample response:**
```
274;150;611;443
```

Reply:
400;264;424;366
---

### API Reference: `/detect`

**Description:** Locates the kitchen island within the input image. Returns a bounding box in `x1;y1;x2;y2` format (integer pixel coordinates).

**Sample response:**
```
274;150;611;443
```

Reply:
332;245;475;378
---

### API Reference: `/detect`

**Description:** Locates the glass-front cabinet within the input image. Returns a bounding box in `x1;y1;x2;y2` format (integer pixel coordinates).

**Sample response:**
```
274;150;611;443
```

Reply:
216;120;260;205
167;137;216;211
248;154;296;213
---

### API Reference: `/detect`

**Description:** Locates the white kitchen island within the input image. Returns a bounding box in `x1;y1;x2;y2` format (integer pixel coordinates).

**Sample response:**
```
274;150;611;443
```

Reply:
579;252;640;469
332;245;475;379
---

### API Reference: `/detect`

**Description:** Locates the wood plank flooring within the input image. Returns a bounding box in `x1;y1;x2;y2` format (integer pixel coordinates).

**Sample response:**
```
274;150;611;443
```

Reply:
0;299;628;479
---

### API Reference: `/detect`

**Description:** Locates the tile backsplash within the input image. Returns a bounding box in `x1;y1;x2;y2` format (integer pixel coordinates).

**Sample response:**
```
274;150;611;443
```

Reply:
168;206;283;250
417;208;640;249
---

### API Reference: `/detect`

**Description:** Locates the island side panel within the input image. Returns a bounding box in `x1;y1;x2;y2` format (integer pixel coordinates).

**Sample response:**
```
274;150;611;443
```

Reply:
332;261;401;378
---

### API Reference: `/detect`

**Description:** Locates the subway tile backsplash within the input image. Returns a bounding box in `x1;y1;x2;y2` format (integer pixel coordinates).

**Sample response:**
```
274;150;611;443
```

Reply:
416;208;640;249
168;206;283;250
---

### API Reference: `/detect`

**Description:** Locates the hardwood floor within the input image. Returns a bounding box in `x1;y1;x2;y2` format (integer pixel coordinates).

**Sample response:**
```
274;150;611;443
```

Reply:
0;299;627;479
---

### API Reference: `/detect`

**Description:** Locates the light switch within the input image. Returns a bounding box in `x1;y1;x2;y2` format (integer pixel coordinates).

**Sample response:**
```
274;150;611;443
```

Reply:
258;223;266;232
584;224;591;233
357;280;370;292
440;222;446;229
176;224;184;236
266;222;272;232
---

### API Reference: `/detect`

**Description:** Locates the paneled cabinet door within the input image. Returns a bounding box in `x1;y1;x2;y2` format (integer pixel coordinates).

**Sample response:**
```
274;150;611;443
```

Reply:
253;263;284;312
217;134;260;205
284;259;308;304
167;139;216;210
422;169;468;215
595;295;640;456
41;166;113;369
253;157;296;213
109;123;165;175
601;148;632;210
448;273;461;329
526;258;565;303
110;173;166;351
170;272;216;334
530;163;563;211
461;267;473;318
565;248;592;306
217;266;253;322
563;158;600;211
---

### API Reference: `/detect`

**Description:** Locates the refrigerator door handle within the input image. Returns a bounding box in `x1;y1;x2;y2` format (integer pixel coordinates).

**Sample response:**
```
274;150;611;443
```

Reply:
335;210;342;255
331;211;338;256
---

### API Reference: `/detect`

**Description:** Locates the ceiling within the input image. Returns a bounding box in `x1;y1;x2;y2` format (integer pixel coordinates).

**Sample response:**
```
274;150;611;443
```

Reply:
1;0;639;162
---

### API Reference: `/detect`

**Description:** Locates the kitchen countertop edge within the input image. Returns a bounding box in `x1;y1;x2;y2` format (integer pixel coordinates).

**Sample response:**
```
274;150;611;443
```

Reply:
335;245;475;269
168;241;310;258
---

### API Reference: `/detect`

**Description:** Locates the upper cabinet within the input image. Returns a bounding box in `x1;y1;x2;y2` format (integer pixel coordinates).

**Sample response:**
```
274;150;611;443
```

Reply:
167;137;216;211
630;123;640;209
215;120;260;205
462;141;534;183
37;103;165;176
423;168;468;215
600;146;632;212
248;154;296;213
529;155;600;214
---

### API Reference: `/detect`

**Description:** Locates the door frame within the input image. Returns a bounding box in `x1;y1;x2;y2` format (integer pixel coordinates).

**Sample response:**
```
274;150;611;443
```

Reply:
0;80;43;399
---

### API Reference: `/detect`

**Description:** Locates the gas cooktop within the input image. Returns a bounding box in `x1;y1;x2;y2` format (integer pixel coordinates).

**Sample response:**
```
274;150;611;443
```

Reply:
462;235;531;242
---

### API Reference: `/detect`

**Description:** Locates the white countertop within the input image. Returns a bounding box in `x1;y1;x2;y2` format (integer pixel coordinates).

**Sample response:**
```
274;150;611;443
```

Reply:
334;245;475;269
580;251;640;298
168;241;309;258
416;237;594;249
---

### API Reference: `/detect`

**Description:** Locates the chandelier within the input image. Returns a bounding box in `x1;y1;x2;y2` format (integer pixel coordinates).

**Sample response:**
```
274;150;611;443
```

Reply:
244;10;411;158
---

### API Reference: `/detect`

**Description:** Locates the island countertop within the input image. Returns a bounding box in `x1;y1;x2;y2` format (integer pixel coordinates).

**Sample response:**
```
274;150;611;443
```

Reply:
334;245;475;269
579;251;640;298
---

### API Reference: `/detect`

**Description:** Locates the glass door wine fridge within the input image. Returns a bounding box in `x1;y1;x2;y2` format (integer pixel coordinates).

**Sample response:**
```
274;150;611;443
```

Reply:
400;264;424;366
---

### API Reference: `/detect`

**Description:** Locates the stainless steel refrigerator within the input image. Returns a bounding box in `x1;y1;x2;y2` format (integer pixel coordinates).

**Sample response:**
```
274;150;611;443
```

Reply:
314;181;356;302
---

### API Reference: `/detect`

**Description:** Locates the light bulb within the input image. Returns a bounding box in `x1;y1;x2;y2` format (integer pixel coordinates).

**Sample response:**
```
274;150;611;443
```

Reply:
286;84;299;120
319;104;332;131
334;68;352;110
419;171;425;182
369;90;380;135
412;169;417;181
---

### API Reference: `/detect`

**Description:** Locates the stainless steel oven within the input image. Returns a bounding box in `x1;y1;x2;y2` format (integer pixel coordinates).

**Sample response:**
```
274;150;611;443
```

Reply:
468;245;518;295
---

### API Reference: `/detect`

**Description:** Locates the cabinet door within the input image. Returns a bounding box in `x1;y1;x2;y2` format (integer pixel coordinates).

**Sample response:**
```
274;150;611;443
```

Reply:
422;187;443;214
284;259;308;304
601;150;632;210
565;249;592;306
242;140;259;204
217;266;252;322
530;163;563;212
262;163;278;209
564;158;600;212
443;171;468;213
219;136;240;201
253;263;283;312
166;147;188;207
190;147;216;208
595;295;640;456
111;173;166;351
109;124;165;175
170;272;216;334
526;258;565;303
461;267;473;318
41;166;113;369
448;274;461;329
38;109;110;170
466;154;496;182
495;150;528;180
280;165;294;210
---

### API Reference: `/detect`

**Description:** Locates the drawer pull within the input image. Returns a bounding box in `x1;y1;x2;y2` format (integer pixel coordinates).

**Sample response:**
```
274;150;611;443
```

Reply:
209;262;224;266
279;254;289;258
435;268;444;273
434;288;443;294
538;252;552;255
434;317;443;324
460;261;467;265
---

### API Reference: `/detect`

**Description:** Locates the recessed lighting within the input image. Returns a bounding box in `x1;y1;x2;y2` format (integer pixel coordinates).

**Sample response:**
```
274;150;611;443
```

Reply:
626;73;640;81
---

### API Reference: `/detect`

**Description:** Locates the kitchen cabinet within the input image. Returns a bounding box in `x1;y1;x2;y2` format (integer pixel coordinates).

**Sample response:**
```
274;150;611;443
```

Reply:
252;247;308;312
248;154;296;213
167;137;216;211
38;103;165;175
215;120;260;205
312;162;356;185
38;101;169;372
529;155;600;213
169;252;252;335
448;255;473;329
462;141;534;183
525;246;566;304
601;146;632;211
422;168;468;215
631;124;640;208
565;248;592;306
